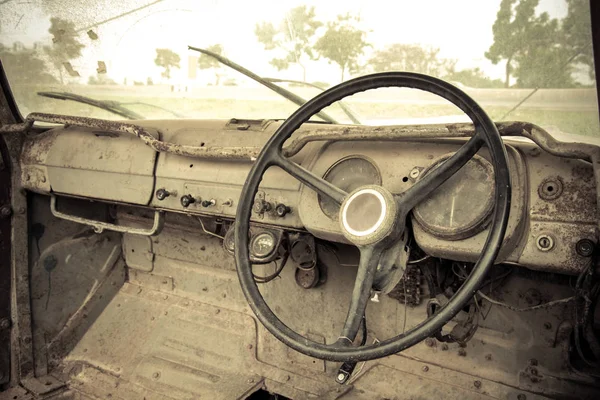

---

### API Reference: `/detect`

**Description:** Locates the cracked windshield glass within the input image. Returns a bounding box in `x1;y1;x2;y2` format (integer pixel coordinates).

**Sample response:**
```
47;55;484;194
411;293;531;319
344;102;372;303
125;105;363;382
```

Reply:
0;0;598;136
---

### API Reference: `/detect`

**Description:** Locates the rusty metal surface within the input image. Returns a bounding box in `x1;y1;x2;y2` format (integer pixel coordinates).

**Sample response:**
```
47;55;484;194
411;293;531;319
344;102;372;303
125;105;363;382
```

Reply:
50;195;165;236
31;113;262;160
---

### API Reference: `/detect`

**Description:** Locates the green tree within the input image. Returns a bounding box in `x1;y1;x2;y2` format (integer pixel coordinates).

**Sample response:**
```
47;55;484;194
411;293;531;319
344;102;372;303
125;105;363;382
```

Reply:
562;0;594;80
485;0;574;88
368;44;455;77
314;14;369;82
255;5;322;81
154;48;180;79
197;44;224;85
44;18;84;84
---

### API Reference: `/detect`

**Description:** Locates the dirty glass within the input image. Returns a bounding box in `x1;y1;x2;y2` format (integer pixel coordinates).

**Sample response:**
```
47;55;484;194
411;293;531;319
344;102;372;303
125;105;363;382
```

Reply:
0;0;598;137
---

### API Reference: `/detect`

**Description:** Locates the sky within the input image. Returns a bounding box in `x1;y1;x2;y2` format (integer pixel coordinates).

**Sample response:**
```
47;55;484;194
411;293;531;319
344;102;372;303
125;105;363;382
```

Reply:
0;0;579;85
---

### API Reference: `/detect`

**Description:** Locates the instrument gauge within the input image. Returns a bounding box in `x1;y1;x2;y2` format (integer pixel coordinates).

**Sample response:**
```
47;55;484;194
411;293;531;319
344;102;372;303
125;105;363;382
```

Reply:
319;156;382;220
413;154;495;240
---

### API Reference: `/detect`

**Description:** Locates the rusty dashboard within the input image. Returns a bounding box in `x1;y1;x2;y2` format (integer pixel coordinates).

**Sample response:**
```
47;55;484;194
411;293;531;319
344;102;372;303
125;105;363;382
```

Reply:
18;116;599;275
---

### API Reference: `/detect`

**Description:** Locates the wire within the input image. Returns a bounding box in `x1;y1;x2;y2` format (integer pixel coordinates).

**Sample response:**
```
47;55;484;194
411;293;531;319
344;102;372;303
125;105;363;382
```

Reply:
197;217;224;239
407;255;431;265
476;291;575;312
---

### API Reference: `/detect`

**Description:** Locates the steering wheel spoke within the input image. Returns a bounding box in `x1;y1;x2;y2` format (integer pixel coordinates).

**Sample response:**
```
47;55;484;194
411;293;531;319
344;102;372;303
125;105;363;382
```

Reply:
336;245;384;346
395;134;485;211
273;153;347;205
235;72;511;362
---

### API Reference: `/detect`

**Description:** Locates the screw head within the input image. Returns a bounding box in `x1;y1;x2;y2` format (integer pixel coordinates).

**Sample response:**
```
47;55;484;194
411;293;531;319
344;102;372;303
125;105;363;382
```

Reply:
517;394;527;400
576;239;595;257
152;372;160;379
0;318;10;330
425;338;435;347
422;366;429;372
409;168;420;179
474;380;482;389
336;373;345;382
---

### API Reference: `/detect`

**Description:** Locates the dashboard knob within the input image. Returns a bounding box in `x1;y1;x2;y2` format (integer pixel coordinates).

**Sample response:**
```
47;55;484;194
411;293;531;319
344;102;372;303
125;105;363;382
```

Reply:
155;188;170;201
275;203;291;217
253;199;272;214
202;199;216;207
180;195;195;208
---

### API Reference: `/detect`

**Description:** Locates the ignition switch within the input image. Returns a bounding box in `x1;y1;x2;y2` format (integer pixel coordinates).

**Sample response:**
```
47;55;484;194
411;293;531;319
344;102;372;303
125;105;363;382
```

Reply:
253;199;272;214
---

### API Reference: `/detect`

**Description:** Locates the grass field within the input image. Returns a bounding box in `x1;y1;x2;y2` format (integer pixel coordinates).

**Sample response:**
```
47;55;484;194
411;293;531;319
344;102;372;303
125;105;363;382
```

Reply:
11;85;600;138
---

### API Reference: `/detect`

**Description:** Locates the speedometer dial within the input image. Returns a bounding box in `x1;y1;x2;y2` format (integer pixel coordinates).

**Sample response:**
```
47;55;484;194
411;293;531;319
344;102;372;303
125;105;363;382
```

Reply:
413;154;495;240
319;156;382;220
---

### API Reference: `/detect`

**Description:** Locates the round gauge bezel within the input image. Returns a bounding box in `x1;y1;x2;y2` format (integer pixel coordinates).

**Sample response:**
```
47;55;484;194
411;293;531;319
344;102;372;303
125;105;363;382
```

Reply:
412;153;496;241
250;231;277;259
318;155;382;220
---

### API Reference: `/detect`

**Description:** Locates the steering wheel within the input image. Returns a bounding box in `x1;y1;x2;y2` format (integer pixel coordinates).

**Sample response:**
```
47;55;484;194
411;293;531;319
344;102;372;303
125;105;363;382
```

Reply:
234;72;511;362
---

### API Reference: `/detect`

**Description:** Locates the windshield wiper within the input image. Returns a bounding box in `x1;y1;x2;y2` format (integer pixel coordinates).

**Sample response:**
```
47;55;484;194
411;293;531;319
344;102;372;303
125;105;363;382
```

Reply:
188;45;342;124
37;92;186;120
38;91;145;120
264;78;361;124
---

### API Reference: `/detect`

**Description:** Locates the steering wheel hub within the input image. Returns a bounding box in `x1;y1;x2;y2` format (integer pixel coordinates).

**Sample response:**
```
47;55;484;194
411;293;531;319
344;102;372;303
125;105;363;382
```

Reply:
340;185;397;245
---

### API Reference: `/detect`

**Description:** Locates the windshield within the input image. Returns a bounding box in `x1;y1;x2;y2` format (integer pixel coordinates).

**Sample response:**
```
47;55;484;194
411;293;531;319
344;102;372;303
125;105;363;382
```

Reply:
0;0;598;136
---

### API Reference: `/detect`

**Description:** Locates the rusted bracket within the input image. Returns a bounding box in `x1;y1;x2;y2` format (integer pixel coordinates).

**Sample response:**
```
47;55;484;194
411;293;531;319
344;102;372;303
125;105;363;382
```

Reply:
50;195;164;236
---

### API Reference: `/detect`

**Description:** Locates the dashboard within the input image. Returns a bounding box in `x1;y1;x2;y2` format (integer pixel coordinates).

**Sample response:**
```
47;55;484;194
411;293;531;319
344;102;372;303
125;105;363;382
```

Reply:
20;118;598;275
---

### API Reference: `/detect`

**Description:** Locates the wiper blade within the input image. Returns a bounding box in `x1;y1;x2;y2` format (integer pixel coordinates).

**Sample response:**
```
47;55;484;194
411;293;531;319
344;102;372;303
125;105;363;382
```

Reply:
188;45;339;124
264;78;361;124
38;91;145;120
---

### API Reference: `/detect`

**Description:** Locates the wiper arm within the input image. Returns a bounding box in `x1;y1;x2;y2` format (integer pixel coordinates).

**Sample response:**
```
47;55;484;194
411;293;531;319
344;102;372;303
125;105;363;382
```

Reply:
264;77;361;124
188;45;339;124
38;91;145;120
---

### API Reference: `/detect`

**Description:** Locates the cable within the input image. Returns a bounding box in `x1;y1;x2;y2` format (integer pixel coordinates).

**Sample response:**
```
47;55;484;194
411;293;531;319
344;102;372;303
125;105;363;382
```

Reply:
253;252;289;284
407;255;431;265
197;217;224;239
477;291;575;312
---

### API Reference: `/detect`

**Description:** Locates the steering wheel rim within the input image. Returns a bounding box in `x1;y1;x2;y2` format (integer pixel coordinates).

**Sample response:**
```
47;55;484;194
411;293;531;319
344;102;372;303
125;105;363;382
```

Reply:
234;72;511;362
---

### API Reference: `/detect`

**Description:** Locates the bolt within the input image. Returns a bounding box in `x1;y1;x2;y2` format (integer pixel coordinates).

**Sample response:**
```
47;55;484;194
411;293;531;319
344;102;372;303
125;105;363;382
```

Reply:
422;366;429;372
576;239;595;257
485;354;492;361
530;367;538;376
517;395;527;400
425;338;435;347
543;322;552;330
474;380;481;389
458;348;467;357
0;205;11;218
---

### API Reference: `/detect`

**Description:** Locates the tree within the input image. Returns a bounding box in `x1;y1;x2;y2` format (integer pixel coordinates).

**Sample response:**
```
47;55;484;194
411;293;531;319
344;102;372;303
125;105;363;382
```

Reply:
485;0;574;88
314;14;369;81
562;0;594;80
368;44;455;77
197;44;224;85
44;18;84;84
255;6;322;81
445;68;504;88
154;48;180;79
0;43;57;85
